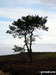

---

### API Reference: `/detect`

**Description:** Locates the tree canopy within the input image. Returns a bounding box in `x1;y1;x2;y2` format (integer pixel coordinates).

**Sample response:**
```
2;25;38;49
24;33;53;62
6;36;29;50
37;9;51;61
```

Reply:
6;15;48;62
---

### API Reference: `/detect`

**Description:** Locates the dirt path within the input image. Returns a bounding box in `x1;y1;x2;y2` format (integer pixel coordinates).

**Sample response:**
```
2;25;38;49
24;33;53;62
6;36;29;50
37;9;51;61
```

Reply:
0;70;12;75
0;70;4;75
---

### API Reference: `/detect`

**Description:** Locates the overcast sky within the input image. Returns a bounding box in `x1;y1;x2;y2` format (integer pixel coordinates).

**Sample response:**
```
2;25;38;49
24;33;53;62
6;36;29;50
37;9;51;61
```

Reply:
0;0;56;55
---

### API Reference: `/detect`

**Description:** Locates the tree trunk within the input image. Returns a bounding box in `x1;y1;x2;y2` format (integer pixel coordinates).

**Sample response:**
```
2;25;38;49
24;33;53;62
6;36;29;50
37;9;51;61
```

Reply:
25;32;33;63
28;32;33;63
29;49;32;63
28;49;32;63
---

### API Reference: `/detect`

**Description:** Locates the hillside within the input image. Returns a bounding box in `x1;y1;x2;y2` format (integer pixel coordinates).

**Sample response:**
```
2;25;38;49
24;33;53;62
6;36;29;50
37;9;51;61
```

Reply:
0;52;56;75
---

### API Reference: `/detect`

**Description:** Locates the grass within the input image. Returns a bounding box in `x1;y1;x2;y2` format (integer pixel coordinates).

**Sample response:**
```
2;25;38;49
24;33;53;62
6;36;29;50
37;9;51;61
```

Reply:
0;52;56;75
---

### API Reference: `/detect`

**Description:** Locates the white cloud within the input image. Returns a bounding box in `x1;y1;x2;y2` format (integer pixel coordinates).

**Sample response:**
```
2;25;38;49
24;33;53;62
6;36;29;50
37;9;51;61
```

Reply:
0;8;44;19
0;21;12;41
0;7;56;44
32;44;56;52
41;36;56;44
0;0;56;53
1;38;24;46
0;43;13;55
0;7;56;20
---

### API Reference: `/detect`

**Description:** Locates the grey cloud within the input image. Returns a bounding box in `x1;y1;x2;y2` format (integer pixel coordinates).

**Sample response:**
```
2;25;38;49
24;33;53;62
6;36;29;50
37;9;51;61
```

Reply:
0;0;56;8
40;0;56;4
0;0;41;8
0;0;25;8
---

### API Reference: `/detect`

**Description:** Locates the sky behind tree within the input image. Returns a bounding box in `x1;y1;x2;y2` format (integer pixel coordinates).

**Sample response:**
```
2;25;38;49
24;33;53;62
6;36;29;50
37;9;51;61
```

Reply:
0;0;56;55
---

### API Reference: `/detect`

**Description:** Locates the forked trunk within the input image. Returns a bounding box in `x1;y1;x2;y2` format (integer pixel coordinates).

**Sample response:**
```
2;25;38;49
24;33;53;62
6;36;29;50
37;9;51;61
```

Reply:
25;32;33;63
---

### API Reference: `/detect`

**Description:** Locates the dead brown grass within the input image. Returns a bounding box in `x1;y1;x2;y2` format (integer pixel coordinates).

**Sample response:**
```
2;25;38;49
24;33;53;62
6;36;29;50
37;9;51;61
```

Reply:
0;52;56;75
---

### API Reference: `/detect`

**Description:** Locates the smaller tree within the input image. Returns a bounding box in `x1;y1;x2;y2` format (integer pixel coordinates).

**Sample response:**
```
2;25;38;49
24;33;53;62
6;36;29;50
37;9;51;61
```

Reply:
6;15;48;62
12;45;25;53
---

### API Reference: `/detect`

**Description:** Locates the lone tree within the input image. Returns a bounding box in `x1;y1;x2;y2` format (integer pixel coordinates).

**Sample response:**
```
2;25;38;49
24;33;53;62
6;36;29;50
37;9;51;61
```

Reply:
6;15;48;62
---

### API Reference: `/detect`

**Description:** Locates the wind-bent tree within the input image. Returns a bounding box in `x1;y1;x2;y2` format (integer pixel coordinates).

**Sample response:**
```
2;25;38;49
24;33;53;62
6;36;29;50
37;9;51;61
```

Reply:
6;15;48;62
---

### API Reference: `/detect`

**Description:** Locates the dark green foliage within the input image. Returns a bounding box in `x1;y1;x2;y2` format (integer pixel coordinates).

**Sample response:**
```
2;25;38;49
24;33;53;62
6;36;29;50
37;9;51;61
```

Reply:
6;15;48;37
